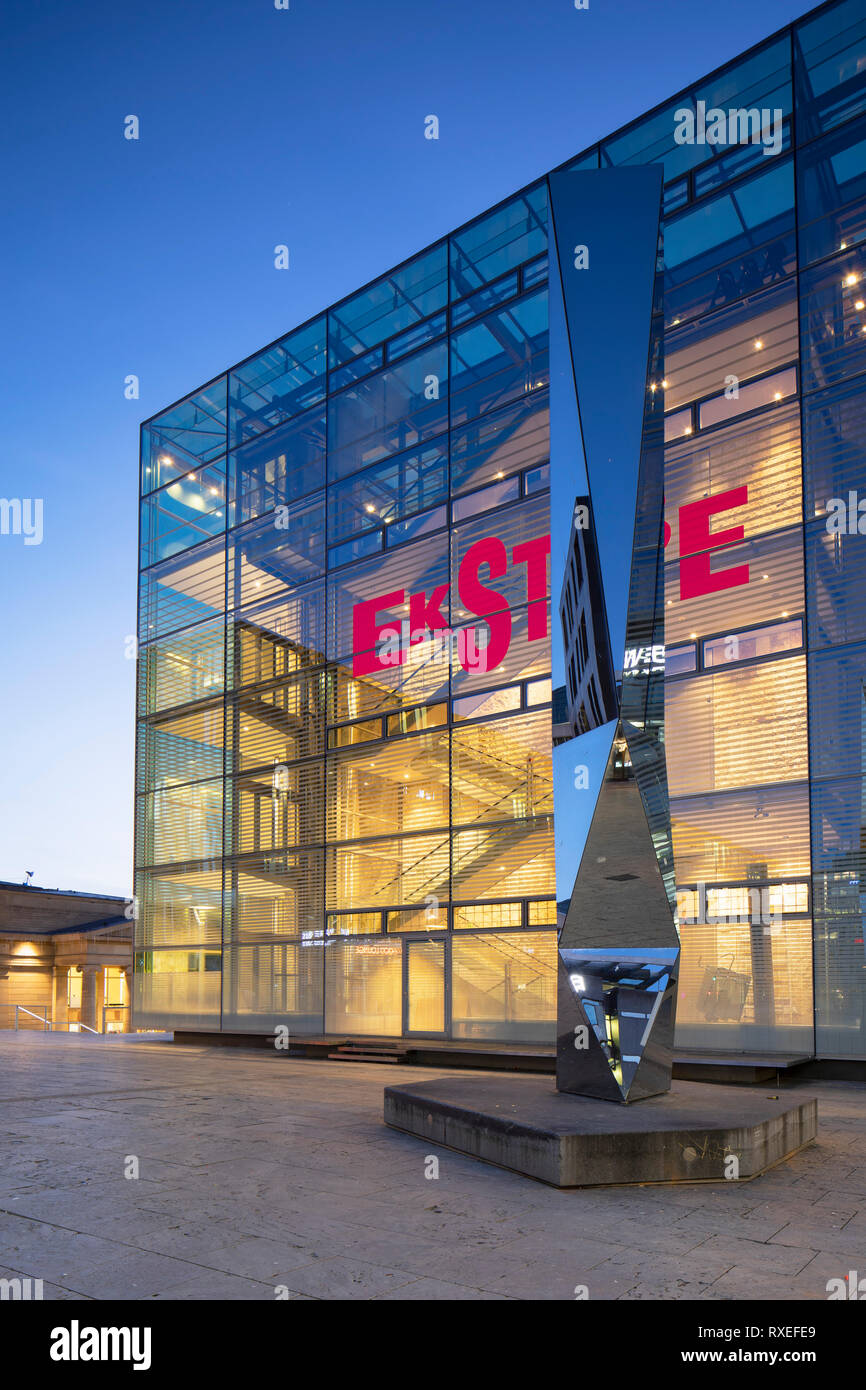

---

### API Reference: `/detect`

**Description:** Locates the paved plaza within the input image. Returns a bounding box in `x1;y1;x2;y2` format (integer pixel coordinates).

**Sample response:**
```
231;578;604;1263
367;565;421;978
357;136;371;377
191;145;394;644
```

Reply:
0;1034;864;1300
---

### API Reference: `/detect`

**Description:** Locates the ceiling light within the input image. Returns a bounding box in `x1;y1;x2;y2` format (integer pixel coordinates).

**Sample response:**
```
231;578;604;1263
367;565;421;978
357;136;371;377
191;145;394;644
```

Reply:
754;339;763;350
845;273;858;286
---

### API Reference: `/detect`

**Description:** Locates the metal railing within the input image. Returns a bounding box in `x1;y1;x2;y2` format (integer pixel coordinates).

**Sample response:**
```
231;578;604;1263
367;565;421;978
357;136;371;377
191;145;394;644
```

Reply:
14;1006;97;1034
14;1005;49;1031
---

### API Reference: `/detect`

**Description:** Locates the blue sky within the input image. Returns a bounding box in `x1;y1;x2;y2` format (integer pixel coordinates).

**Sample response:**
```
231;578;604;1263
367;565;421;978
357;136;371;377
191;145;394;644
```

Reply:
0;0;815;894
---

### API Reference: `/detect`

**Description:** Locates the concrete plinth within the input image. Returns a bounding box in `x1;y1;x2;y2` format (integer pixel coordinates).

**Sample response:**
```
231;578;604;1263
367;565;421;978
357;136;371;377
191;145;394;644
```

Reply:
384;1075;817;1188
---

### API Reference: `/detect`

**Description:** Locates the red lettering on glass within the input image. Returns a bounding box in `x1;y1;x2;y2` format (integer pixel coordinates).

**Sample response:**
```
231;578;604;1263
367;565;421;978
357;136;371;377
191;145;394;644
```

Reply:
409;583;449;642
512;534;551;640
458;537;511;669
678;485;750;600
352;588;405;676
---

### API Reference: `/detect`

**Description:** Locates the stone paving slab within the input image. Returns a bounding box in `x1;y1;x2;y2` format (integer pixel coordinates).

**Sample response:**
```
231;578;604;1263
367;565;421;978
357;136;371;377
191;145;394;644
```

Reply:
0;1033;862;1300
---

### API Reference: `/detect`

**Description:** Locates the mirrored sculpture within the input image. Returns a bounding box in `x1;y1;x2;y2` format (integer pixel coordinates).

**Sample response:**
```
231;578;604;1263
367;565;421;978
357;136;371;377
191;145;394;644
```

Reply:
548;168;679;1102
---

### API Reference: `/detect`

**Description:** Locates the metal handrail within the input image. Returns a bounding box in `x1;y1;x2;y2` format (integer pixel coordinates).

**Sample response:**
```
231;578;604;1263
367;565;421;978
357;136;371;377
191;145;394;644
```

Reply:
14;1006;98;1035
15;1005;49;1031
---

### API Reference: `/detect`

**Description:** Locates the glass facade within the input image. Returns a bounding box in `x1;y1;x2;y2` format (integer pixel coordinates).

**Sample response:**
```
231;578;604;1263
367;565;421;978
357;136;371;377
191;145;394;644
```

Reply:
135;0;866;1060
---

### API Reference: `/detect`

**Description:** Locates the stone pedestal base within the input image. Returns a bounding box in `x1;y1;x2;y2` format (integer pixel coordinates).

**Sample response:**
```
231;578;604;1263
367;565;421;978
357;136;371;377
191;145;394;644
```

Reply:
384;1075;817;1188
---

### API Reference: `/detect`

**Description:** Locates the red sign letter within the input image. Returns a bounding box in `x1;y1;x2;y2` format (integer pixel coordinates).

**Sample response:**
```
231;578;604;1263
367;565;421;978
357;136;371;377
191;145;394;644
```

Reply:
512;533;550;640
457;537;511;671
352;588;404;676
679;486;749;601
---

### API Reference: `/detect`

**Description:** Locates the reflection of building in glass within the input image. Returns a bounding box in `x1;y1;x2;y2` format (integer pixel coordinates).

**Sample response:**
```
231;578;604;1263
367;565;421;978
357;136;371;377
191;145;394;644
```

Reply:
557;498;618;736
135;0;866;1060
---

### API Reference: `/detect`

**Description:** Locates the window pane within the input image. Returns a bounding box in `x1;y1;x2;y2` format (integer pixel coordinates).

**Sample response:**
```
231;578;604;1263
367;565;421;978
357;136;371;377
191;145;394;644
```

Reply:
329;245;447;367
228;319;326;447
327;343;448;481
230;409;325;524
451;931;556;1041
450;184;547;295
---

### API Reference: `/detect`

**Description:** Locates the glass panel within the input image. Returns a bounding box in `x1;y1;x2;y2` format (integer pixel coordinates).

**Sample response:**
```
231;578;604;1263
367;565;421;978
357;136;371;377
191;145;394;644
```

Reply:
139;536;226;641
228;318;326;447
135;866;222;948
387;505;447;546
453;902;521;930
222;941;324;1035
227;762;324;854
702;618;802;667
327;439;448;544
671;782;811;881
407;938;445;1032
809;642;866;781
450;288;548;427
387;311;447;362
329;244;447;366
142;379;228;493
452;686;521;721
226;850;324;942
811;775;866;1057
451;392;549;495
452;709;553;826
795;0;866;141
800;245;866;394
803;376;866;518
665;656;808;795
675;918;812;1054
665;403;801;556
327;832;450;911
451;817;554;900
451;476;520;522
387;907;446;932
663;158;795;329
135;779;223;867
665;280;797;411
698;368;798;430
229;584;327;688
325;937;402;1035
664;407;694;442
451;931;556;1041
451;272;519;327
328;533;382;569
141;463;227;567
230;409;325;524
797;116;866;268
450;184;547;296
327;343;448;481
228;497;326;609
137;701;225;795
665;525;804;647
806;515;866;649
134;949;221;1030
327;730;450;843
665;644;697;676
328;913;381;936
138;619;225;716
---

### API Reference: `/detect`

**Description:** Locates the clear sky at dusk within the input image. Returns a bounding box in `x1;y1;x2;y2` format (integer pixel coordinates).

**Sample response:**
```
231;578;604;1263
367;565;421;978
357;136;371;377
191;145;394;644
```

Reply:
0;0;815;894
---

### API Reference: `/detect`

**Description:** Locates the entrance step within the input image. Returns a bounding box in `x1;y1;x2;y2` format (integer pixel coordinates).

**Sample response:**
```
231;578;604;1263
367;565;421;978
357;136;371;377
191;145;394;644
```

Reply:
328;1042;409;1064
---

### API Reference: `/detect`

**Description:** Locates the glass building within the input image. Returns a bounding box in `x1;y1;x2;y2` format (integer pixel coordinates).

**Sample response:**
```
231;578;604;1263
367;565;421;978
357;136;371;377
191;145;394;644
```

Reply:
134;0;866;1062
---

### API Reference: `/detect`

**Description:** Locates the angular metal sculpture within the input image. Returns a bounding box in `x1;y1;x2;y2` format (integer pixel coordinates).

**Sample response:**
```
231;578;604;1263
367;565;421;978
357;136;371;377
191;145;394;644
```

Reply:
548;168;679;1102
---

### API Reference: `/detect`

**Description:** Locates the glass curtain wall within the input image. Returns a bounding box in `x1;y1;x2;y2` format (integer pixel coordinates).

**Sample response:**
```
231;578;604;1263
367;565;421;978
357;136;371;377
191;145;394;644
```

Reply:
135;0;866;1059
135;189;557;1039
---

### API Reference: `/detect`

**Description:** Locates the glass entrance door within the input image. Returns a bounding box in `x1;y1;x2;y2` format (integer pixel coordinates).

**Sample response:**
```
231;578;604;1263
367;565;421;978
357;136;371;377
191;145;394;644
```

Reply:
404;937;448;1036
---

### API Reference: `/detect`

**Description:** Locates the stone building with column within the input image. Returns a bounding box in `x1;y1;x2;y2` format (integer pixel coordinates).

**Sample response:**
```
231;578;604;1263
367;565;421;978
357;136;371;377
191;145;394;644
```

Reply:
0;882;131;1033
